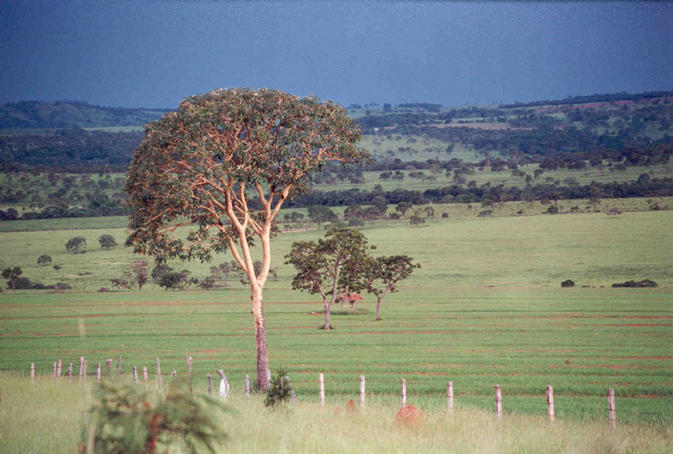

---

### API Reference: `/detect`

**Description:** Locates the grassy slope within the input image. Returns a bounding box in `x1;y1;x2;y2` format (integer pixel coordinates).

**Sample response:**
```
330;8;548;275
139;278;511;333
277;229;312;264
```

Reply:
1;208;671;290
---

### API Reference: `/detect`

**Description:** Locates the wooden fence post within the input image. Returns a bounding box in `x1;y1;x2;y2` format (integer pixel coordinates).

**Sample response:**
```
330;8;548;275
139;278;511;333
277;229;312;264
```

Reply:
105;359;112;376
266;368;272;391
318;373;325;406
186;354;193;393
117;354;122;377
208;374;213;394
286;376;297;405
30;362;35;380
447;381;454;411
67;362;73;380
53;361;57;377
494;384;503;418
79;357;84;380
546;385;555;421
359;375;366;408
96;362;101;380
171;370;177;381
608;388;616;428
401;378;407;406
57;359;62;377
245;374;250;400
132;365;138;382
156;357;163;387
142;366;148;388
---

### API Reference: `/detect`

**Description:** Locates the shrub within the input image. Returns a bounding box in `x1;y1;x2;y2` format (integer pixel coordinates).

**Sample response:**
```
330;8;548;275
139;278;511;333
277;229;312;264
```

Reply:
12;277;46;290
37;254;52;266
561;279;575;288
264;367;294;408
612;279;657;288
98;233;118;249
547;205;559;214
81;381;227;454
348;218;365;227
65;236;86;254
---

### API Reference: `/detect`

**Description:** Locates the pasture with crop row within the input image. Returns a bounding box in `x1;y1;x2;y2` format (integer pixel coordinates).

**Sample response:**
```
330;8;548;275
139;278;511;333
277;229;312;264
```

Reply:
1;209;672;423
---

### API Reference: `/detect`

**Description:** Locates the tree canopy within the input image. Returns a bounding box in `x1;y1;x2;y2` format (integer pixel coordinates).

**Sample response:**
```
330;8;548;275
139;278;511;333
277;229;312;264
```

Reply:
125;88;367;388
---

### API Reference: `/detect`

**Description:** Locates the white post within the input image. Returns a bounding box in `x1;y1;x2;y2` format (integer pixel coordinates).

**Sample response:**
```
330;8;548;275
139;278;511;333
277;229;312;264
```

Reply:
359;375;366;408
30;362;35;380
132;365;138;382
494;384;503;419
245;374;250;400
96;362;101;380
447;381;454;411
142;366;148;387
319;373;325;406
156;357;163;387
401;378;407;406
608;388;616;428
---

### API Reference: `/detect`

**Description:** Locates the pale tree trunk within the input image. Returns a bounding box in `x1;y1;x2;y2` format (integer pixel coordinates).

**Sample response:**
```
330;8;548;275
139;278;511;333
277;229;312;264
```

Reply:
323;299;332;330
251;284;269;390
376;296;383;320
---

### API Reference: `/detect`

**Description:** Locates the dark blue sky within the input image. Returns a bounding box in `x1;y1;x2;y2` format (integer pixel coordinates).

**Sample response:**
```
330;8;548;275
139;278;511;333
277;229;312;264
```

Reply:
1;1;672;108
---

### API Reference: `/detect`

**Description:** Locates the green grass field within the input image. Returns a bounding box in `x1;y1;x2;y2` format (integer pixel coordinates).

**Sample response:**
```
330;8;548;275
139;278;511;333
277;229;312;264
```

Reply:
1;209;672;434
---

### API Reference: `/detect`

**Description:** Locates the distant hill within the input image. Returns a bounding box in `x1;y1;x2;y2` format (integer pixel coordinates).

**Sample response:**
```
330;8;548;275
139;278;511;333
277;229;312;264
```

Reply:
0;100;170;129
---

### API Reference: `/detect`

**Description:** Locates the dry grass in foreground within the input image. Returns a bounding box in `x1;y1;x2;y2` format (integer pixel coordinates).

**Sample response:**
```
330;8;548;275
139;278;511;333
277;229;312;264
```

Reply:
1;376;672;454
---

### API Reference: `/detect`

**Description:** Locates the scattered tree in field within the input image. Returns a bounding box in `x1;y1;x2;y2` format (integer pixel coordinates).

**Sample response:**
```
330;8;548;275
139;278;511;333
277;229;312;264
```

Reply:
37;254;52;266
151;264;194;290
285;227;370;330
395;201;413;216
125;88;365;389
65;236;87;254
371;195;388;216
2;266;22;291
307;205;338;229
358;255;419;320
98;233;118;249
131;260;149;290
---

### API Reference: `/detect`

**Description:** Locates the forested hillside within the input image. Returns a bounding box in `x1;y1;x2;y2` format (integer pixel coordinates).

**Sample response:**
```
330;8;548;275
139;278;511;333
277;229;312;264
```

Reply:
1;90;672;220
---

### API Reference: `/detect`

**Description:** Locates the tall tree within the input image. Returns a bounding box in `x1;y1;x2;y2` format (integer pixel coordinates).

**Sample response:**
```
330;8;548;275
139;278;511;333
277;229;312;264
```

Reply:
285;227;369;330
359;255;419;321
125;88;366;389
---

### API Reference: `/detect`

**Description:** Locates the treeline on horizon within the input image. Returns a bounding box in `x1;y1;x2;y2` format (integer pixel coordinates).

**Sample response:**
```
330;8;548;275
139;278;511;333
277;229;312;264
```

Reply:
2;170;671;221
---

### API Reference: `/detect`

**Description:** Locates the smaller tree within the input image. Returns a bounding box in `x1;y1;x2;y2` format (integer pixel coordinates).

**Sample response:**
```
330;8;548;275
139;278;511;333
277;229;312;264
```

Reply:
66;236;87;254
360;255;419;321
131;260;149;290
98;234;118;249
307;205;338;230
285;227;369;330
37;254;52;266
2;266;22;292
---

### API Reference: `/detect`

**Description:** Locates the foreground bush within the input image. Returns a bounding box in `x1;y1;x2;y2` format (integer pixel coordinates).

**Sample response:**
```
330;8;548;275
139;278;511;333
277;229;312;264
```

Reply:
80;381;227;454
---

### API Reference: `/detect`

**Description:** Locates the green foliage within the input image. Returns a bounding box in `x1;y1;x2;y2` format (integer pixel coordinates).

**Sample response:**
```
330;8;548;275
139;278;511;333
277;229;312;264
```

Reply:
151;264;193;290
263;367;293;408
98;234;118;249
307;205;338;228
82;381;227;454
37;254;52;266
125;87;366;263
66;236;86;254
2;266;22;291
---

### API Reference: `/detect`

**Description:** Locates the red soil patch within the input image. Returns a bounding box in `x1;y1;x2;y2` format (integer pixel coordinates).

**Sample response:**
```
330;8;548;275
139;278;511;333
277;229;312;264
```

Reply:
346;399;358;413
604;324;673;327
396;405;423;427
623;356;673;360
